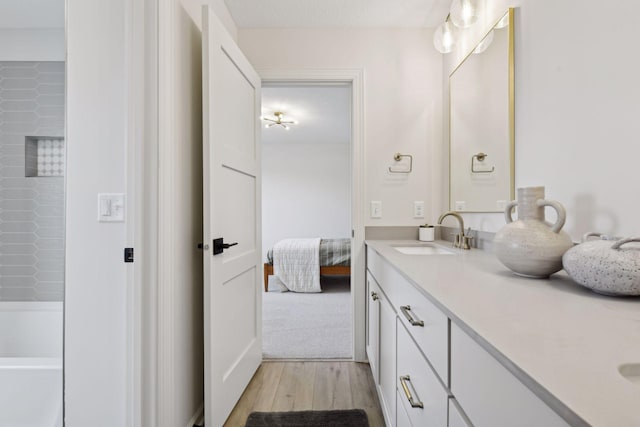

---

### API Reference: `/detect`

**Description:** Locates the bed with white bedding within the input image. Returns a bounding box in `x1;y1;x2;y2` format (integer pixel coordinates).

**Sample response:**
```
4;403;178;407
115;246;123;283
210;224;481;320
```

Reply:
264;238;351;292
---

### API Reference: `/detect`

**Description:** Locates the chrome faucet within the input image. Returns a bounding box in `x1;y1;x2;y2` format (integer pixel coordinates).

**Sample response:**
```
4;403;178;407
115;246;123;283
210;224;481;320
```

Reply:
437;211;472;250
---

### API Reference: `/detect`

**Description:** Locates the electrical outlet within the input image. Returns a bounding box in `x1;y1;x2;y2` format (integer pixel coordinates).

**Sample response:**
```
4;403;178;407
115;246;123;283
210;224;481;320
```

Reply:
414;201;425;218
370;201;382;218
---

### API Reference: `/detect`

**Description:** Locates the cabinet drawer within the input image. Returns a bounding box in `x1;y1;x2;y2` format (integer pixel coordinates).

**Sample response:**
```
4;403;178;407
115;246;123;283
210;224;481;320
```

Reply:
396;390;413;427
366;273;380;384
448;398;471;427
366;246;384;284
366;246;449;384
379;289;397;426
451;323;569;427
397;320;448;427
393;272;448;385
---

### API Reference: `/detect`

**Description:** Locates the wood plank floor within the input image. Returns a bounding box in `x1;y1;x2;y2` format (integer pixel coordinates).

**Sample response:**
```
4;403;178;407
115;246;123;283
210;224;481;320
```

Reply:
224;361;385;427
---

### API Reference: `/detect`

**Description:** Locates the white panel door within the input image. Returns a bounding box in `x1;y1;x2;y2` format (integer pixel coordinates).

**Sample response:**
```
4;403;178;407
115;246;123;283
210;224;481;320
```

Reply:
202;6;262;426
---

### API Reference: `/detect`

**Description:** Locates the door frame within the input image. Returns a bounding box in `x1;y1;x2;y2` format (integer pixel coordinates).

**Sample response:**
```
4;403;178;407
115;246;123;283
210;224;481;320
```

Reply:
134;0;197;425
259;69;366;361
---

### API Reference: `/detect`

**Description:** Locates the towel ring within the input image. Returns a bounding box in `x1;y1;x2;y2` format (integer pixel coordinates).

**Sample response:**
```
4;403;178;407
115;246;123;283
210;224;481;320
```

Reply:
389;153;413;173
471;152;495;174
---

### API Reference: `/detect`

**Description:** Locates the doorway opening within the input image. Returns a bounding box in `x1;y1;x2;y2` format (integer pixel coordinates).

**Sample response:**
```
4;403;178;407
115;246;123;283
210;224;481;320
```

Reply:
261;82;353;359
0;2;66;426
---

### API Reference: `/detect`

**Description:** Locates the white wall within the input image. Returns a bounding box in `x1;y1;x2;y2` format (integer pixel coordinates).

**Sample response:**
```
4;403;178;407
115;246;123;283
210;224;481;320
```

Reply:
66;0;235;425
262;142;351;259
0;29;64;61
239;28;444;227
66;0;238;424
444;0;640;240
66;0;128;425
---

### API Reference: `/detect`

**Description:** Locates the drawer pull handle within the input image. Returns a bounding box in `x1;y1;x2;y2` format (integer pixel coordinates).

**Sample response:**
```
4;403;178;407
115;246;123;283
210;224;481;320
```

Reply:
371;291;379;301
399;375;424;409
400;305;424;327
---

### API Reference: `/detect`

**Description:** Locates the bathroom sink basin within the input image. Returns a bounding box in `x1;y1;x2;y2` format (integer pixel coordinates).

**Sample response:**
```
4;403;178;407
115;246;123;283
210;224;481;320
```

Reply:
619;364;640;386
392;245;455;255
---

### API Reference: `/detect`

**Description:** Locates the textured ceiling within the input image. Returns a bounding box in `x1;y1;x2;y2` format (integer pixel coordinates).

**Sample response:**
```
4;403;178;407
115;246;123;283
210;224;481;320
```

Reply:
0;0;64;28
261;84;351;145
225;0;451;28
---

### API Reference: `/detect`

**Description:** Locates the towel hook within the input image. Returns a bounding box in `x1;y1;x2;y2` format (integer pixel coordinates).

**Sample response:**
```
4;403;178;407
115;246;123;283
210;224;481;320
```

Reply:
389;153;413;173
471;152;495;174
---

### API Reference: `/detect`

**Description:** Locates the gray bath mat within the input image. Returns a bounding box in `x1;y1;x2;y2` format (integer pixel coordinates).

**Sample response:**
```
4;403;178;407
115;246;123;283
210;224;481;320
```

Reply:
244;409;369;427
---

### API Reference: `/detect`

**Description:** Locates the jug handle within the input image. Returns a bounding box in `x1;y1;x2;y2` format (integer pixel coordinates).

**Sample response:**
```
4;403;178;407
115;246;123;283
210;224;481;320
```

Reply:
611;237;640;250
582;232;602;242
504;201;518;223
536;199;566;233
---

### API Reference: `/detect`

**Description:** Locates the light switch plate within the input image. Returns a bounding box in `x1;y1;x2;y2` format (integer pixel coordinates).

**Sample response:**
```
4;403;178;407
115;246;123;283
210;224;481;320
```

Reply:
98;193;125;222
414;201;425;218
370;201;382;218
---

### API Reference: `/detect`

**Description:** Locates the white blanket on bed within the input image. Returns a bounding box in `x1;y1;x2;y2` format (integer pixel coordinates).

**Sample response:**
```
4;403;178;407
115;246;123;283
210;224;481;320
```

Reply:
273;238;322;293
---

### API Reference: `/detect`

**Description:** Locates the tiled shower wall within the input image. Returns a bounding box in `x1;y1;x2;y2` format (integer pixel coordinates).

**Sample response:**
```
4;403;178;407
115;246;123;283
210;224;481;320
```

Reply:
0;61;65;301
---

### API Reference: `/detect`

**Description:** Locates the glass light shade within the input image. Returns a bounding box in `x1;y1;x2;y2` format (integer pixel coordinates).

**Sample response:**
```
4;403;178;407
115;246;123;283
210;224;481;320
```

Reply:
450;0;478;29
473;30;494;54
495;12;509;29
433;20;456;54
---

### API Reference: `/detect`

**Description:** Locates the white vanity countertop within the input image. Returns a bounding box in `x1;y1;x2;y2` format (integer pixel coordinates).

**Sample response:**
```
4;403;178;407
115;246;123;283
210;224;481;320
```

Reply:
365;240;640;427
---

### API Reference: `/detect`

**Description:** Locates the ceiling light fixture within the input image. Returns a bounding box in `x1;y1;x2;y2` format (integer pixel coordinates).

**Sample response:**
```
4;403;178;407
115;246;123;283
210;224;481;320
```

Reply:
262;111;297;130
433;0;481;54
433;14;457;54
450;0;478;29
473;29;494;54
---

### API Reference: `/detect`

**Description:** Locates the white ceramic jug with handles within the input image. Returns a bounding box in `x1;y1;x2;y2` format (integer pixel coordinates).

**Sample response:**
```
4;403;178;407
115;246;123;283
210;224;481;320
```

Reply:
493;186;574;278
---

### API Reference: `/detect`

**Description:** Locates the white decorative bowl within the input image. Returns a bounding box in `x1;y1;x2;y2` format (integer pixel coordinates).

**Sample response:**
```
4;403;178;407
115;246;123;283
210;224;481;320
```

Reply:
562;234;640;296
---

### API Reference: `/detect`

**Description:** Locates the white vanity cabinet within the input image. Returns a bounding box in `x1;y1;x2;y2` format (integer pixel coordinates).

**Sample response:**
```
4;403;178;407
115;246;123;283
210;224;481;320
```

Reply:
450;323;569;427
366;272;380;383
393;272;448;382
366;246;448;384
448;398;472;427
366;271;396;425
396;320;448;427
379;288;397;424
366;246;448;427
395;391;413;427
365;244;571;427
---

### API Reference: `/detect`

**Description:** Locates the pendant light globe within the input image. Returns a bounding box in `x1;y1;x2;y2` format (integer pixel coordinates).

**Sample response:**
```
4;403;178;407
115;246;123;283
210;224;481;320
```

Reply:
433;18;456;54
450;0;478;28
473;30;494;54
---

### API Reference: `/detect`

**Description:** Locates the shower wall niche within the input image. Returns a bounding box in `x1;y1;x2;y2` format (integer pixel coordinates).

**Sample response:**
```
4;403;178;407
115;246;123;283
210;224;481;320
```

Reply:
25;136;65;177
0;61;65;301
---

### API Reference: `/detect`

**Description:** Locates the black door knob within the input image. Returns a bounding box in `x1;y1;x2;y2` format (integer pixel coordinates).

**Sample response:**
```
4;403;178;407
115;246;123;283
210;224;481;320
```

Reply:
213;238;238;255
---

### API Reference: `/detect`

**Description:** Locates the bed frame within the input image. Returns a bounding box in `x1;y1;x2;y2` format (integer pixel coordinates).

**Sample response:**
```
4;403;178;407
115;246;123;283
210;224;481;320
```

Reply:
263;263;351;292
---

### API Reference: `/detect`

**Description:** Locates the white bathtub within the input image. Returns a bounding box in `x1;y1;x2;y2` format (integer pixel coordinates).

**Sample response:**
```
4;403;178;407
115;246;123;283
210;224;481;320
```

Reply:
0;302;63;427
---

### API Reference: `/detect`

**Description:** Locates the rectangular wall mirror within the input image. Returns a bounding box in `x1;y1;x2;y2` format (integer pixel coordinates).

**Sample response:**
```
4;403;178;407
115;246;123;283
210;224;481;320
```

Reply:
449;8;514;212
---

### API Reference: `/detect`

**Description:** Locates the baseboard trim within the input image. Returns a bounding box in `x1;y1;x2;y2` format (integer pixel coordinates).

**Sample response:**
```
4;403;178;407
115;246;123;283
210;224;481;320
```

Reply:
187;403;204;427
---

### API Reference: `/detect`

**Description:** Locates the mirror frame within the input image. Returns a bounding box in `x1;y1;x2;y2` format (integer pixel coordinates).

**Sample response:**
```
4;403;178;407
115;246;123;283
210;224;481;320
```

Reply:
448;7;515;212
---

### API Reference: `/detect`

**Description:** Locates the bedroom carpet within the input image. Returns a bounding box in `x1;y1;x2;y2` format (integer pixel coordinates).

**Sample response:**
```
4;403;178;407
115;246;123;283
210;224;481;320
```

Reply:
262;276;352;359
